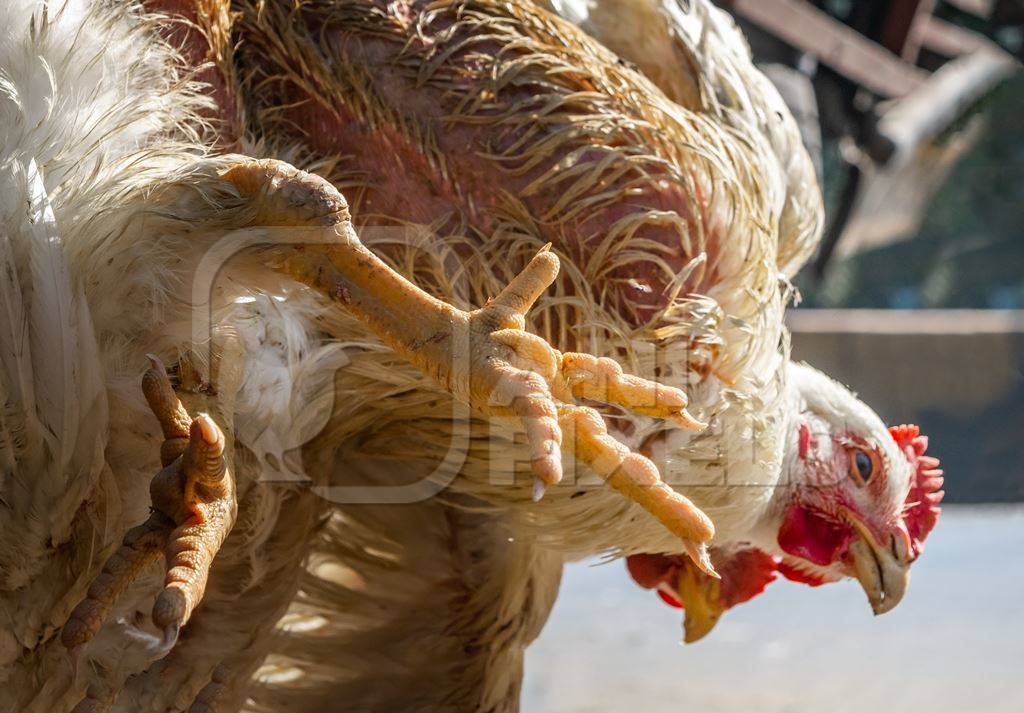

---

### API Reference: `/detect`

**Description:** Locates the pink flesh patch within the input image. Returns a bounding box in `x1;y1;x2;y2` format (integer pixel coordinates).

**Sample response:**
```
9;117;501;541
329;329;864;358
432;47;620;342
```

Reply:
776;504;852;567
798;422;811;460
230;4;724;332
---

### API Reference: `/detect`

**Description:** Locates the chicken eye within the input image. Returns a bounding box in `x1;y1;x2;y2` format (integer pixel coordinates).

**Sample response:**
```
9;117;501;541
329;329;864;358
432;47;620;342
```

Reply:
850;449;874;485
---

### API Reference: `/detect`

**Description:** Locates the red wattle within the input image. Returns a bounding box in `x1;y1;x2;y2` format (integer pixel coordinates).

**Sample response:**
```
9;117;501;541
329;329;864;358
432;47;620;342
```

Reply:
778;560;829;586
717;548;780;607
627;547;782;612
777;504;851;567
626;553;678;590
657;588;684;608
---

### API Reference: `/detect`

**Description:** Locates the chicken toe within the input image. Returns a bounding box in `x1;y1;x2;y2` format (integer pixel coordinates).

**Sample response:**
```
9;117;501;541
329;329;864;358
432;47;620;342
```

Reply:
559;405;717;575
150;413;235;641
60;517;169;652
560;352;706;430
62;358;237;656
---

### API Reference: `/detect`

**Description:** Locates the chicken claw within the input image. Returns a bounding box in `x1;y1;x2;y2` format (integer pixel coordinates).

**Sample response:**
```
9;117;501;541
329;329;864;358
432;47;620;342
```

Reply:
559;405;716;575
220;159;713;566
63;358;236;653
60;518;167;652
560;352;707;430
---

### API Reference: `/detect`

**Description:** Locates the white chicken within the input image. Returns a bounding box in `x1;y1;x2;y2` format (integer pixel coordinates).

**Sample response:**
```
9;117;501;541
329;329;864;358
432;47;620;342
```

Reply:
0;1;942;711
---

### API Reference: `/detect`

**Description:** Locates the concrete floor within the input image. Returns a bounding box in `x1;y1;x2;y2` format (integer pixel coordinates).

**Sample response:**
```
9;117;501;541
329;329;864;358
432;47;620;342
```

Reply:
523;505;1024;713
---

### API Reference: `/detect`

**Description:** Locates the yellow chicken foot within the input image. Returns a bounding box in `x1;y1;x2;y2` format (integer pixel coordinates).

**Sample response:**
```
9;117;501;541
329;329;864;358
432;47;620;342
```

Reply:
559;405;716;576
62;358;237;656
560;352;707;430
220;159;716;567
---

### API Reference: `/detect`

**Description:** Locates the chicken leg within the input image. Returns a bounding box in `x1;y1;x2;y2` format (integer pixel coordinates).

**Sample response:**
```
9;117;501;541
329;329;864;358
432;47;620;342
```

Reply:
62;354;239;660
224;159;716;566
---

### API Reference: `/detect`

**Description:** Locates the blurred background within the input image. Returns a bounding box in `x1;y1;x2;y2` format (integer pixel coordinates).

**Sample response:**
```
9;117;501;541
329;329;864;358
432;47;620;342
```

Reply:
526;1;1023;709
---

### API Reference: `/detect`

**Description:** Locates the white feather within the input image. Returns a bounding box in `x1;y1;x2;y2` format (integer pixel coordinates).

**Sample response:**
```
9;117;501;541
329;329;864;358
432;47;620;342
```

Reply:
24;157;76;470
0;190;35;480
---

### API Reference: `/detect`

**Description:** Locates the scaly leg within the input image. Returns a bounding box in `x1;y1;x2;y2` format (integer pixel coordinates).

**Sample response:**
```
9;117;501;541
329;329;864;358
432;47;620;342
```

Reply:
221;159;716;568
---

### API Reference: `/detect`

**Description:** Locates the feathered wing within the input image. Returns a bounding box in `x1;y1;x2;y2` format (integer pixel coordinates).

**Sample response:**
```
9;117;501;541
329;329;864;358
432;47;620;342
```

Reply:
0;155;110;665
229;0;799;507
0;3;318;709
0;2;200;699
535;0;829;541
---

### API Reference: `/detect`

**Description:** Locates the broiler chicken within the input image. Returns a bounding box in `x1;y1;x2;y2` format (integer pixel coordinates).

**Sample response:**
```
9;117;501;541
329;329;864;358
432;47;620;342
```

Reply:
543;0;944;639
0;0;942;711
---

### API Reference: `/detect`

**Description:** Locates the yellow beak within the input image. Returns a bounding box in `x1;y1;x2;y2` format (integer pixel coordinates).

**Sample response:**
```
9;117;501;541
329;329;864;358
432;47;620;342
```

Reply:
673;561;725;643
846;518;911;615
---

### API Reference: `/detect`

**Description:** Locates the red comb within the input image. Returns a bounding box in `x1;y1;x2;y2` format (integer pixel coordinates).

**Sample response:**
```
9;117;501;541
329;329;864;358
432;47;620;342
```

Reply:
889;424;943;559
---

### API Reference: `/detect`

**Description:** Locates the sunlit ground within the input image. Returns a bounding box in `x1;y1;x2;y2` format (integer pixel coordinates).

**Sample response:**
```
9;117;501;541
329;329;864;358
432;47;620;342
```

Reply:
524;505;1024;713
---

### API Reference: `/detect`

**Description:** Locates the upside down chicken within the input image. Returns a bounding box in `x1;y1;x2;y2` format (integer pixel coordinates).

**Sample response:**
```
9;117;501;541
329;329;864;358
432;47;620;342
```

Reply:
0;0;943;711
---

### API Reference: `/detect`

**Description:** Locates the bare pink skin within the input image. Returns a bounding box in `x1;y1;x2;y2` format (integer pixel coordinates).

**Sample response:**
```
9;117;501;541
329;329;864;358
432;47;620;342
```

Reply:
142;0;725;333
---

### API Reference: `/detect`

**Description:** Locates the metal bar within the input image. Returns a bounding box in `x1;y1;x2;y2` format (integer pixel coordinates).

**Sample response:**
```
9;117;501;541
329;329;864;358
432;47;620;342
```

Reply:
787;309;1024;334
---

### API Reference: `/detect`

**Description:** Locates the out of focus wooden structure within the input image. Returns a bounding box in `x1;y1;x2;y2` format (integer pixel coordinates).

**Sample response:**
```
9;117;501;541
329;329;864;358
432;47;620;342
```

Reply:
716;0;1020;276
729;2;1024;499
